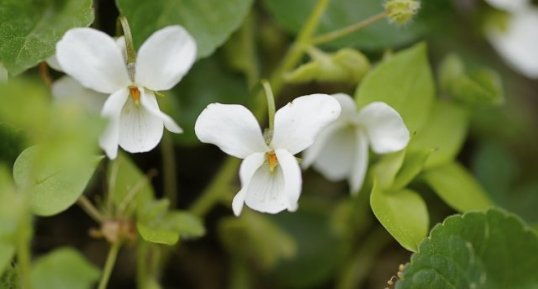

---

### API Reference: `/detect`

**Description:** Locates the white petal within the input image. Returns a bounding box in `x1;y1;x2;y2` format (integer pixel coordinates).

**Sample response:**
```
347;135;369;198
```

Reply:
349;131;369;194
135;26;197;90
487;10;538;78
244;163;288;214
357;102;409;154
275;149;302;211
99;89;129;159
140;90;182;133
46;55;63;72
305;124;357;181
485;0;528;12
52;76;108;113
118;96;164;153
332;93;357;119
232;153;265;216
195;103;269;158
271;94;341;154
56;28;131;93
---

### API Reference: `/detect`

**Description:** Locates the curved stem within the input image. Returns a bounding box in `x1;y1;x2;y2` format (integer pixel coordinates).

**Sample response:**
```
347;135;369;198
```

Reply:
261;80;276;132
311;12;386;46
98;243;121;289
118;16;137;64
77;195;104;223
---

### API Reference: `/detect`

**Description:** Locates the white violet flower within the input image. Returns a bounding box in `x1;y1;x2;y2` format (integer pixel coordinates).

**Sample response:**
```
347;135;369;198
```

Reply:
195;94;341;216
56;26;196;159
303;93;410;194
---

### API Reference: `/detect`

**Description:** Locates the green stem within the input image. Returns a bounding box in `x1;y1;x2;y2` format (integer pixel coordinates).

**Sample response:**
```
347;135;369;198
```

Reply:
98;243;121;289
136;242;149;289
161;134;178;208
16;220;33;289
261;80;276;132
77;195;104;223
119;16;137;80
311;12;387;46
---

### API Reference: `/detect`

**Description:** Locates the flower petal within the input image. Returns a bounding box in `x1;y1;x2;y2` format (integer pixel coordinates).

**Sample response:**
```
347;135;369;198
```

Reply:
56;28;131;93
135;26;197;91
275;149;302;211
349;131;369;194
485;0;528;12
46;55;63;72
357;102;409;154
140;90;182;133
244;163;288;214
271;94;341;154
304;123;357;181
332;93;357;119
52;76;108;113
487;9;538;78
118;97;164;153
99;89;129;159
195;103;268;158
232;153;265;216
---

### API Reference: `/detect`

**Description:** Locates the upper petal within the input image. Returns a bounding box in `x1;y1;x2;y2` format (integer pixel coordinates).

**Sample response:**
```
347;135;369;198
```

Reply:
52;76;108;113
244;162;288;214
195;103;269;158
140;90;182;133
271;94;341;154
232;153;266;216
56;28;131;93
46;55;63;72
349;131;369;194
99;89;129;159
135;26;197;90
118;97;164;153
332;93;358;119
275;149;302;212
487;9;538;78
357;102;410;154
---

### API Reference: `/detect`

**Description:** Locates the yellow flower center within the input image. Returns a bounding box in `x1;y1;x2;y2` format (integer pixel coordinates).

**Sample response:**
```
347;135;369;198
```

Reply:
129;85;141;105
266;151;278;173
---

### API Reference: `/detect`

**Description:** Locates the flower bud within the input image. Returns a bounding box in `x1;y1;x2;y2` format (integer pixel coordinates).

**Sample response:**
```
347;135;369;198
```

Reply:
384;0;421;26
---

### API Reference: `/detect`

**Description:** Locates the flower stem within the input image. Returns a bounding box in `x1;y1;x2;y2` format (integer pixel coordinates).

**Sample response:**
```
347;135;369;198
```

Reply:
161;133;178;208
98;243;121;289
118;16;137;64
38;62;52;89
311;12;387;46
16;218;33;289
77;195;104;223
261;80;276;132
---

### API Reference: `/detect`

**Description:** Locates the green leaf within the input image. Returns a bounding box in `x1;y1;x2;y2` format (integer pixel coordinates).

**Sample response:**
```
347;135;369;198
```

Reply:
0;243;14;276
422;162;493;212
370;183;429;252
137;200;205;245
0;0;94;75
116;0;253;58
169;56;248;145
409;100;469;169
392;149;432;190
373;150;406;189
374;148;431;191
13;146;102;216
31;247;100;289
355;43;435;132
0;123;25;167
263;0;423;50
439;54;504;106
396;209;538;289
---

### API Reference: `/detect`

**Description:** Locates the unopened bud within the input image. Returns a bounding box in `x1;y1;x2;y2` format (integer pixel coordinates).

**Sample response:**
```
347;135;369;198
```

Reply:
384;0;421;26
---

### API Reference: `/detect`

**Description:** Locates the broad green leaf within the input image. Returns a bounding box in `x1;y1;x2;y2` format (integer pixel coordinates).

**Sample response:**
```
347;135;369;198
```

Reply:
263;0;423;50
396;209;538;289
137;200;205;245
439;54;504;106
370;184;428;252
219;211;296;270
0;0;94;75
0;243;14;276
355;43;435;132
13;146;102;216
409;100;469;169
31;248;100;289
116;0;253;58
422;162;493;212
169;56;248;145
373;150;406;189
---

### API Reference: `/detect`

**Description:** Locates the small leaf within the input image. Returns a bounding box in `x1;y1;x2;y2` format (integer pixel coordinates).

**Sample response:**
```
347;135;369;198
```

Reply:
409;100;469;169
422;162;493;212
370;183;429;252
0;0;94;75
355;43;435;133
13;146;102;216
396;209;538;289
116;0;254;58
31;248;100;289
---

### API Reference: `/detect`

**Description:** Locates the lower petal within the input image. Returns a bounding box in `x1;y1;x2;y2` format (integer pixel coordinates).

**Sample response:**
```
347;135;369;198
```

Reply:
244;163;288;214
99;89;129;159
232;153;266;216
140;90;182;133
349;132;369;194
275;149;302;212
118;97;164;153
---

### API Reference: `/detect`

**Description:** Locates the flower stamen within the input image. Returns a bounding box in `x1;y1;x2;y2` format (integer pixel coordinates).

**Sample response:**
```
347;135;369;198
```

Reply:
266;151;279;173
129;86;141;105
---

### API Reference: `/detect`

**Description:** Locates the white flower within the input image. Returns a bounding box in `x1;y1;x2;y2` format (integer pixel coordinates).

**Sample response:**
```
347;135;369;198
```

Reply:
486;9;538;78
485;0;528;12
56;26;196;159
303;94;409;194
195;94;341;215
